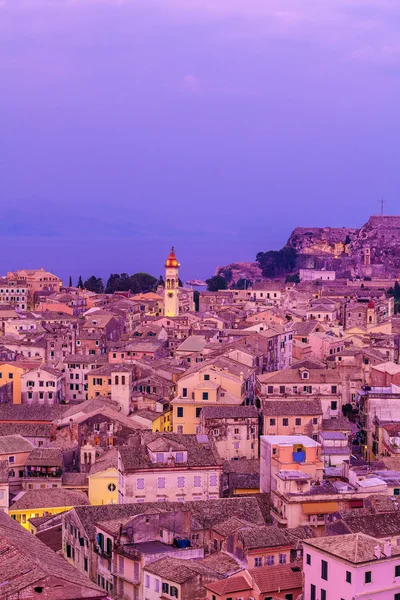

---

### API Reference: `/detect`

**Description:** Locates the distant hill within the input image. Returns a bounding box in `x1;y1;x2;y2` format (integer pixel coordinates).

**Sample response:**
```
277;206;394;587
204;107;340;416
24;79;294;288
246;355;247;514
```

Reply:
216;216;400;284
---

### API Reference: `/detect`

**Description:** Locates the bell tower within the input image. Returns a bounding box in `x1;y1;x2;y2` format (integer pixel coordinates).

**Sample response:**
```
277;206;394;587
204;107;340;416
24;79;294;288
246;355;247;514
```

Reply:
165;246;180;317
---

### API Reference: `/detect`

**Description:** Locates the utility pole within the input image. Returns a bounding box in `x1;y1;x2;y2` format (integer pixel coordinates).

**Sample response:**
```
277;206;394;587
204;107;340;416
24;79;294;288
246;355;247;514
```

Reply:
379;197;386;215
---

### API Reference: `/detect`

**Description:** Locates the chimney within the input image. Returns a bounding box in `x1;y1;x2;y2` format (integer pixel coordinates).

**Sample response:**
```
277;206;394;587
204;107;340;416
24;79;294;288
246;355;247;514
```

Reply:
384;541;392;558
374;544;381;559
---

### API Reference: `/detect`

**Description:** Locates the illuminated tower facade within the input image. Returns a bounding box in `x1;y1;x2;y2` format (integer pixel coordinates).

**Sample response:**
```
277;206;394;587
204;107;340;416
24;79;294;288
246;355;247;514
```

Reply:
165;247;180;317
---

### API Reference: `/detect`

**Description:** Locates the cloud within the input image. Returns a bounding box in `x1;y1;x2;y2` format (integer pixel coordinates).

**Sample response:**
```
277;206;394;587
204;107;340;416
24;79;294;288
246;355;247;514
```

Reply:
181;74;200;94
350;43;400;64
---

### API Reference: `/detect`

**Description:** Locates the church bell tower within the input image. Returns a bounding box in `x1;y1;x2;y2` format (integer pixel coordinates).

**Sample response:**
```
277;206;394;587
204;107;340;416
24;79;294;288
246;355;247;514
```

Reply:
165;246;180;317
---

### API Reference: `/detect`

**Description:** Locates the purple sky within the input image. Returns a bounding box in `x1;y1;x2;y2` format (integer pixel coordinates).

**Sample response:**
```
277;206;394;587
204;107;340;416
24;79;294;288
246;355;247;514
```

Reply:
1;0;400;284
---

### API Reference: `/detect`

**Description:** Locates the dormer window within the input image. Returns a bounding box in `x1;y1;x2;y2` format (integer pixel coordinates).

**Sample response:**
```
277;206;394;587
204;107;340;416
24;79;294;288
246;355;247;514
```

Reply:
204;374;210;381
302;371;309;380
175;452;184;463
156;453;164;463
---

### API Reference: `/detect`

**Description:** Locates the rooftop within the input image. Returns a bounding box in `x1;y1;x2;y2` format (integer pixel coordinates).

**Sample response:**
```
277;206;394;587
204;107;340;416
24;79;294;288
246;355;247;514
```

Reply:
305;533;400;563
0;434;34;455
0;511;104;599
10;488;90;510
262;434;320;448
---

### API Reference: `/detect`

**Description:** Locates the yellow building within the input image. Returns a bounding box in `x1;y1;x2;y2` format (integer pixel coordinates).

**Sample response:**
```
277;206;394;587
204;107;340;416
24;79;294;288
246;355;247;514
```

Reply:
171;358;255;434
164;247;180;317
88;450;118;506
10;488;90;529
130;408;172;432
87;365;112;399
0;360;41;404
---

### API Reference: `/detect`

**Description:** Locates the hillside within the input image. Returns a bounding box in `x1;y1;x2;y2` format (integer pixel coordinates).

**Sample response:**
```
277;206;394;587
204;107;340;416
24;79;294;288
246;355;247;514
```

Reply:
215;215;400;284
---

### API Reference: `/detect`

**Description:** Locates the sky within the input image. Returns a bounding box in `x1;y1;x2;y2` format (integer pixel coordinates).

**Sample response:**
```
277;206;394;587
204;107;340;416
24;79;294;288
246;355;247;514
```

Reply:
1;0;400;285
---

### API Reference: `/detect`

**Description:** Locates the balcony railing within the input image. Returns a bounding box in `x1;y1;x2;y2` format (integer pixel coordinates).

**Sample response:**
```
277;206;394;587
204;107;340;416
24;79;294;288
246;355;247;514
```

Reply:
25;468;63;478
111;565;140;584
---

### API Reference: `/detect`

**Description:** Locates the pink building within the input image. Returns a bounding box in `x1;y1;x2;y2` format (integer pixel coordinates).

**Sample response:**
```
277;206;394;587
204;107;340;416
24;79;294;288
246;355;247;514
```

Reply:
371;362;400;387
303;533;400;600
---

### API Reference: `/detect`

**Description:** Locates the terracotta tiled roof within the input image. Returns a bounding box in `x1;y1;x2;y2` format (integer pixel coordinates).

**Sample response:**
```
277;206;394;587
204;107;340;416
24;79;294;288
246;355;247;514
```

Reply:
262;399;322;416
11;488;90;510
249;562;302;593
0;511;104;599
205;574;252;594
305;533;400;563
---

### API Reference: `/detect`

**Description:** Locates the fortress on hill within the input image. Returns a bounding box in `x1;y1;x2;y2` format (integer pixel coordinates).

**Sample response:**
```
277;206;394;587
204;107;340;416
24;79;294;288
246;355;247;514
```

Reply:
216;215;400;283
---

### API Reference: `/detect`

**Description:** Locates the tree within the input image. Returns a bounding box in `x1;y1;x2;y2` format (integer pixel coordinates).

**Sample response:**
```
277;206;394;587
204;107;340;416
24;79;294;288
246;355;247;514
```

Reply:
234;278;252;290
129;272;158;294
157;275;165;288
193;290;200;311
77;275;84;289
345;234;351;246
206;275;228;291
256;247;297;278
285;273;300;283
105;273;121;294
68;276;72;287
84;276;104;294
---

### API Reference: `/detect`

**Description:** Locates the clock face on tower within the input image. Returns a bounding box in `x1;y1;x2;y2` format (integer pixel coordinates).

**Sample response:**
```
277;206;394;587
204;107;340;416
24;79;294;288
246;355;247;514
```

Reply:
168;292;173;298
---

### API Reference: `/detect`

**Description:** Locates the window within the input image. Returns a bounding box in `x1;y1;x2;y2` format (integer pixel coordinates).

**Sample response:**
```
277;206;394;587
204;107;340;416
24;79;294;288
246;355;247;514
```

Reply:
176;452;184;463
395;565;400;577
108;483;116;492
303;385;312;393
306;553;311;565
8;456;15;464
280;386;285;394
270;418;276;426
285;595;293;600
279;553;287;564
177;476;185;488
310;584;316;600
162;583;169;594
177;407;184;418
182;388;188;397
202;392;208;400
282;418;289;427
267;386;273;394
331;385;337;393
321;559;328;580
312;417;318;425
194;476;201;487
365;571;371;583
170;586;178;598
302;371;309;379
155;579;160;592
204;374;210;381
234;428;239;434
266;555;274;566
254;557;262;567
346;571;352;583
210;475;217;486
395;594;400;600
196;407;202;418
321;591;326;600
295;418;301;426
157;477;166;489
145;575;150;588
331;400;337;410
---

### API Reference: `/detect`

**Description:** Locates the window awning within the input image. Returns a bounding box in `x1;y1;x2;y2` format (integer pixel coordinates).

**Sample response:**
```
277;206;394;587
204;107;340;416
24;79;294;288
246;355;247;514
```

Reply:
302;501;339;514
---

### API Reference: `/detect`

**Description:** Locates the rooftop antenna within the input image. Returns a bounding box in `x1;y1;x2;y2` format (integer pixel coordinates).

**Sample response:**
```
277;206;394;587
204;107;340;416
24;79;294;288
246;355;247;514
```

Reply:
379;197;386;216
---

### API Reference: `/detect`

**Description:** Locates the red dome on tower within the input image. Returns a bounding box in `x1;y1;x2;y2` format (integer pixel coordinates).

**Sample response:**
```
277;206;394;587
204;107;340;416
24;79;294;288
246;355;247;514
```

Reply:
368;300;375;309
165;246;180;268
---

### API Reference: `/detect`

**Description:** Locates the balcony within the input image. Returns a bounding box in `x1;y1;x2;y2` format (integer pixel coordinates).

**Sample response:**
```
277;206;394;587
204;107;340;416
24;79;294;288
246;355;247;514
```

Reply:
111;565;140;585
94;544;112;559
270;504;288;525
25;468;63;478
